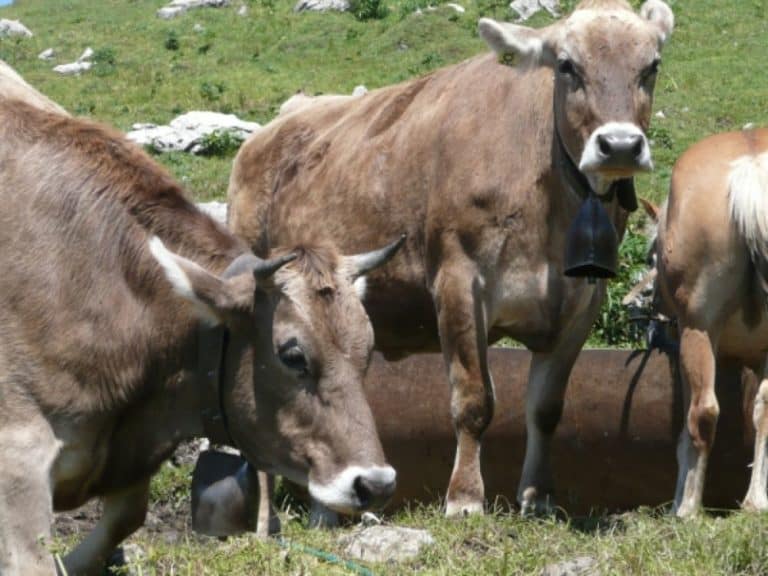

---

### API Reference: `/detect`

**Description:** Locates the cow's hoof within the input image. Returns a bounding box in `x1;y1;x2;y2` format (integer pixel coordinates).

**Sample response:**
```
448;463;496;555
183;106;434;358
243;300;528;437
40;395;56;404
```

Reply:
519;487;556;517
742;496;768;513
445;499;484;517
673;501;701;519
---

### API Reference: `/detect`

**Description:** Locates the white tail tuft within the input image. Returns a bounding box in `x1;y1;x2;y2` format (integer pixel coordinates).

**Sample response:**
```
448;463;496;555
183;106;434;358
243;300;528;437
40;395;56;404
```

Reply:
728;152;768;254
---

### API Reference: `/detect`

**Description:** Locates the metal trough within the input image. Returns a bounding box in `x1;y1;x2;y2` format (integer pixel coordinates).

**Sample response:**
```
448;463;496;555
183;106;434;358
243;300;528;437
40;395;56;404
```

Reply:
364;348;757;513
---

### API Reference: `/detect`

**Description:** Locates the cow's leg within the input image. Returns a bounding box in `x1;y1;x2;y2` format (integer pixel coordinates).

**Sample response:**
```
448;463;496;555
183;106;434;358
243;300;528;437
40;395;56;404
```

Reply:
0;421;59;576
255;471;282;537
743;370;768;511
434;266;494;517
517;312;593;516
673;326;718;518
63;479;149;576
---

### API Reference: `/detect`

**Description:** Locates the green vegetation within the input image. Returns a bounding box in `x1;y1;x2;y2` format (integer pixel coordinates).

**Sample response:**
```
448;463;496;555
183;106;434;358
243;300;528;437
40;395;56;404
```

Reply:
4;1;768;572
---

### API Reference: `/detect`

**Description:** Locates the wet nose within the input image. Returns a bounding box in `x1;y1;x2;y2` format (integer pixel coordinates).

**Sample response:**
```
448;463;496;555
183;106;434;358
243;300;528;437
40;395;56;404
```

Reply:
596;132;645;164
353;468;397;510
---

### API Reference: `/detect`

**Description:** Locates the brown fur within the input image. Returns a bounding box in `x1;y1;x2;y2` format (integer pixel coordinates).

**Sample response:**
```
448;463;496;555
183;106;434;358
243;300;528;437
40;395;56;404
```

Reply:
656;128;768;516
0;94;389;574
230;1;672;514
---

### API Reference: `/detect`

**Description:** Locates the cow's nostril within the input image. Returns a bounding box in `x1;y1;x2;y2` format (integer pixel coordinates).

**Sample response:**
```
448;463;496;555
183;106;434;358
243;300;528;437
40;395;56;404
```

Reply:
353;473;396;510
597;134;612;157
631;135;644;158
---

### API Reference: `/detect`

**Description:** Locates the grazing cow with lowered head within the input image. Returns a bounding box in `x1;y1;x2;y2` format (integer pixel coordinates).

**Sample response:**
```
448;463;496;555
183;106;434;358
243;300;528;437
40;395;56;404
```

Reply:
0;96;400;575
228;0;674;516
655;128;768;516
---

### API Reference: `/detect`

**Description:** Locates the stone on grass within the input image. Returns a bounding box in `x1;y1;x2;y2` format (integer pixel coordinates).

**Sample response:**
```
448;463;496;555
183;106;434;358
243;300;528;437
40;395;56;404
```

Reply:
294;0;349;12
341;525;434;563
0;19;33;38
446;3;465;13
52;47;94;76
38;48;56;61
541;556;599;576
509;0;559;22
126;111;260;154
157;0;230;20
237;4;248;16
53;61;92;76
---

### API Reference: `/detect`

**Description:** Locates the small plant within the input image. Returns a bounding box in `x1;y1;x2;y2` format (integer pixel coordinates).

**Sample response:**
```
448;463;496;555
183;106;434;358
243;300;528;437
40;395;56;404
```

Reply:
200;81;226;102
164;30;180;51
198;130;242;157
349;0;389;21
92;46;116;77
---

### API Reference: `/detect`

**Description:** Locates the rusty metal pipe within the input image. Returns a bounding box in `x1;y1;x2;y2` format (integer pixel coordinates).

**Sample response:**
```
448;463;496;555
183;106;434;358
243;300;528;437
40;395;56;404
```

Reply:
364;349;756;513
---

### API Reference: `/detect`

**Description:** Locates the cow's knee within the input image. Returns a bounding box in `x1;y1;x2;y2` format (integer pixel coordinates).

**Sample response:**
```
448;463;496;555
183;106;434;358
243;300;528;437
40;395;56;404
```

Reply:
451;378;494;437
688;398;719;450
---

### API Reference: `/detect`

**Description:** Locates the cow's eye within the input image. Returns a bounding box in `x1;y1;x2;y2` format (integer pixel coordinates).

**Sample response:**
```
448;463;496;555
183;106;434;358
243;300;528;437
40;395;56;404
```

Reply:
641;58;661;84
278;342;309;376
557;58;582;88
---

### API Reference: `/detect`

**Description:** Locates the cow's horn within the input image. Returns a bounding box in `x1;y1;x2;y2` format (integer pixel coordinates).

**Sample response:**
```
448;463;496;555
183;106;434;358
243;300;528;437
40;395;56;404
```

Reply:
252;253;297;279
348;234;406;278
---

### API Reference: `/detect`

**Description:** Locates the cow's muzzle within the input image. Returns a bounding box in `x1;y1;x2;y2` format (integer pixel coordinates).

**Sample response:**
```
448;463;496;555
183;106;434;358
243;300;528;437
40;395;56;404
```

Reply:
309;465;397;513
579;122;652;176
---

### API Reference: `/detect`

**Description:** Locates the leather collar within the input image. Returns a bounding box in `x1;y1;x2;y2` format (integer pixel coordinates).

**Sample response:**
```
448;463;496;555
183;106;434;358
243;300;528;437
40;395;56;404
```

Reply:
197;325;237;447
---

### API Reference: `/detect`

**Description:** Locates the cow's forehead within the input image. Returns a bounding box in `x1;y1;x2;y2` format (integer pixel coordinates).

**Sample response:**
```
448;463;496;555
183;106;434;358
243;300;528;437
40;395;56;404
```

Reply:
561;9;658;63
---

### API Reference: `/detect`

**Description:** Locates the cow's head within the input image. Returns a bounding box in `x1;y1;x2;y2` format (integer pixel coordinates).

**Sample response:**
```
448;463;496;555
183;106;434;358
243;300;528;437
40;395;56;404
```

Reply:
150;236;404;514
479;0;674;193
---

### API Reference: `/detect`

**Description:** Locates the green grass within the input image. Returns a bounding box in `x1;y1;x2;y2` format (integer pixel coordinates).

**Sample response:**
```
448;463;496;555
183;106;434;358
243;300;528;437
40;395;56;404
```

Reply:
114;501;768;575
5;0;768;572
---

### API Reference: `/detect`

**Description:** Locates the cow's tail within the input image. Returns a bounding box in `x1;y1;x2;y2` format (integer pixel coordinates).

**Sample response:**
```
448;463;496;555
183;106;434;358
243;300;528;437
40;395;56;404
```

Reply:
728;151;768;287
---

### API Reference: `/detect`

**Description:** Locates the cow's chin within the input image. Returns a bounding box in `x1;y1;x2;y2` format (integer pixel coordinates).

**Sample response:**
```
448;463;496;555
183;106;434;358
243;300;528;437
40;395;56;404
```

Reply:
308;465;397;514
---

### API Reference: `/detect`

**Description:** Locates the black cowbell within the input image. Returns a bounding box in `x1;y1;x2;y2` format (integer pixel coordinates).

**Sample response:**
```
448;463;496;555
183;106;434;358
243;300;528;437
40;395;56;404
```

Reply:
564;192;618;280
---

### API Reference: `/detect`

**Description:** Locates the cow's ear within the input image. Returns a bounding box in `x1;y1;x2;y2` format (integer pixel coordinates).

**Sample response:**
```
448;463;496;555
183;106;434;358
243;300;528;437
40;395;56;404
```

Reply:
478;18;557;68
640;0;674;46
149;237;294;324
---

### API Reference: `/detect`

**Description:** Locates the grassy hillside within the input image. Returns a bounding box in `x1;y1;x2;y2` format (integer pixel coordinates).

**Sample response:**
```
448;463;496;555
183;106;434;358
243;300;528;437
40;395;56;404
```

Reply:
4;1;768;574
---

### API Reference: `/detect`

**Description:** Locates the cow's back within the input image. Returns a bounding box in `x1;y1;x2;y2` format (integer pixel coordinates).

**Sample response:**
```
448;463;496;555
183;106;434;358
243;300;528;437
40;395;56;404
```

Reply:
0;100;235;415
0;59;66;114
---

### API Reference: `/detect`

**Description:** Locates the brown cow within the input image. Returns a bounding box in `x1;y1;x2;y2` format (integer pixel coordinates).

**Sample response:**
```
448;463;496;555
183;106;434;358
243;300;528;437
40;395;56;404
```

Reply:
655;128;768;516
228;0;674;516
0;97;401;575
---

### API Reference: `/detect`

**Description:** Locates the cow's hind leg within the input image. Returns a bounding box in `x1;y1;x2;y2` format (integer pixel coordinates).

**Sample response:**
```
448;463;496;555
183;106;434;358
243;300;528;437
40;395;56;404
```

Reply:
743;372;768;511
517;310;594;516
63;479;149;576
674;326;719;518
0;420;59;576
434;266;494;517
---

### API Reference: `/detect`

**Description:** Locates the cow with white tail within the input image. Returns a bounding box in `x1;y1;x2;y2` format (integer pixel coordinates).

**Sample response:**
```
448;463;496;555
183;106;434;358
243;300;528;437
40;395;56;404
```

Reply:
654;128;768;516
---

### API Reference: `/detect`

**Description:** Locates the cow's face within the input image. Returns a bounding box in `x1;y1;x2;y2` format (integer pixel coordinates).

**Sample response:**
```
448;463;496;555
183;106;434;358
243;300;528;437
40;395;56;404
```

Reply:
150;236;403;514
480;0;674;193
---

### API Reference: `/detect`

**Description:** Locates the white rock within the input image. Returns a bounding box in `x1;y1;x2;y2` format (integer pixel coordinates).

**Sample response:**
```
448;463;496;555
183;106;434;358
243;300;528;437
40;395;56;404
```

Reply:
446;3;465;13
352;85;368;97
77;47;94;63
157;0;230;19
127;111;260;154
38;48;56;61
196;200;228;224
655;110;665;119
342;526;434;563
0;19;33;38
294;0;349;12
541;556;599;576
237;4;248;16
509;0;559;22
193;23;205;32
53;61;93;76
743;123;755;131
